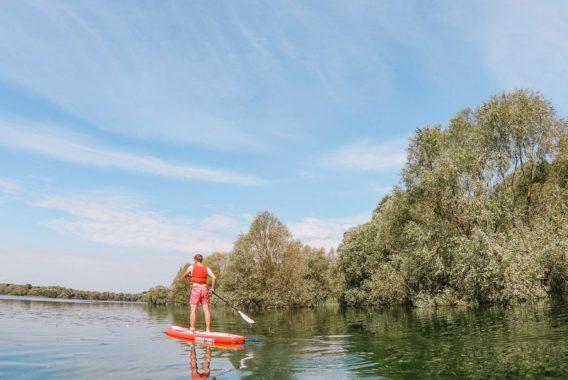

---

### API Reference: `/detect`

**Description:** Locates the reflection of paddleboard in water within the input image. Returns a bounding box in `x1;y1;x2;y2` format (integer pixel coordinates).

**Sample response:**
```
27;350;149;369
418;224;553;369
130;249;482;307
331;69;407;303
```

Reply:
166;325;245;344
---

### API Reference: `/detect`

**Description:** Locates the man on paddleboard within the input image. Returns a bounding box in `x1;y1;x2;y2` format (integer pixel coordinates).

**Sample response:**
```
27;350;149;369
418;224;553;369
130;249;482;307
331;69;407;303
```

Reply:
183;254;217;333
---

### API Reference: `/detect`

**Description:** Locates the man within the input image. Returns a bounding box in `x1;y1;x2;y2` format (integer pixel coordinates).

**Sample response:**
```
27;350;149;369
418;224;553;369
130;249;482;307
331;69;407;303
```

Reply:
183;254;217;332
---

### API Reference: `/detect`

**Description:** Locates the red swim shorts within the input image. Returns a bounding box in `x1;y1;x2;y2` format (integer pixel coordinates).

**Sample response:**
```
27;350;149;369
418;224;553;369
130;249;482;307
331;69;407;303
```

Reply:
190;286;210;305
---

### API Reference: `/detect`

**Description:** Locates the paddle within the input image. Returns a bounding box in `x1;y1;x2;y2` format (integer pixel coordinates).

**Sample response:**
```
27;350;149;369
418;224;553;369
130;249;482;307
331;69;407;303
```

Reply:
212;291;255;324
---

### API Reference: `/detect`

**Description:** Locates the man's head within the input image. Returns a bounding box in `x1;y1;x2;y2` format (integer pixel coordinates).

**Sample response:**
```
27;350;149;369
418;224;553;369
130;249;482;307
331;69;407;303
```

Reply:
194;254;204;263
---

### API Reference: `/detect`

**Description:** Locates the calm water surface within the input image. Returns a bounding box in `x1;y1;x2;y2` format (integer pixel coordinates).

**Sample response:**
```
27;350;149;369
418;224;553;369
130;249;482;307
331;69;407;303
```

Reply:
1;294;567;379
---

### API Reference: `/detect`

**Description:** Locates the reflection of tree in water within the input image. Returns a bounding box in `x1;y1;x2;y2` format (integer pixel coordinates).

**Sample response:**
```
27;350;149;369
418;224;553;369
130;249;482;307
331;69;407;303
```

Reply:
342;296;568;379
144;301;234;325
225;307;351;380
250;306;348;337
143;303;174;321
228;300;568;379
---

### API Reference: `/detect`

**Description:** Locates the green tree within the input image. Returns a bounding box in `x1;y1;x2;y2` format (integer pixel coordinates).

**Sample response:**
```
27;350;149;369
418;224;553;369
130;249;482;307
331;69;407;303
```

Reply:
169;264;190;305
221;211;334;308
339;90;568;307
142;285;170;305
204;252;230;284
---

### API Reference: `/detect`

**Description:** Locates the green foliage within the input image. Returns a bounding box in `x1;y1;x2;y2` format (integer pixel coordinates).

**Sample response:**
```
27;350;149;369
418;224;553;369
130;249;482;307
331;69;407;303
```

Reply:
204;251;230;283
168;264;190;305
0;283;142;302
339;90;568;307
304;247;342;303
220;211;339;308
141;285;170;305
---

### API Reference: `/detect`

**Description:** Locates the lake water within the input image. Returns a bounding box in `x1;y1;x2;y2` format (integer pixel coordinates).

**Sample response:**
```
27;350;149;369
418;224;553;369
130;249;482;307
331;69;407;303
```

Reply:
1;294;567;379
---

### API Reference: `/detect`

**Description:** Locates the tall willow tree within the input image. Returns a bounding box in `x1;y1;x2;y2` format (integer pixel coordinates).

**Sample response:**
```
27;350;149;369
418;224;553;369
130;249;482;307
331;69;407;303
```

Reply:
339;90;568;307
221;211;339;308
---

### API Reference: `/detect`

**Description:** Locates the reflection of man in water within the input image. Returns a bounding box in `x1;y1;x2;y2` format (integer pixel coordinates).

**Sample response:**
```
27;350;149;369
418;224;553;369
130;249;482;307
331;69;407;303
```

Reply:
190;344;212;380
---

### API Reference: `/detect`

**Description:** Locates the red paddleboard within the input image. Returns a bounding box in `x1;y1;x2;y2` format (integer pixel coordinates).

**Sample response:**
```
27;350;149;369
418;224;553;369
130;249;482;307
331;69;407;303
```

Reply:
166;325;245;344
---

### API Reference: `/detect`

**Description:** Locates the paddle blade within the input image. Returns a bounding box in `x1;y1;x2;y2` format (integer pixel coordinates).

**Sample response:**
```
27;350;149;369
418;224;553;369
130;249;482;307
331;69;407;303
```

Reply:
238;310;255;324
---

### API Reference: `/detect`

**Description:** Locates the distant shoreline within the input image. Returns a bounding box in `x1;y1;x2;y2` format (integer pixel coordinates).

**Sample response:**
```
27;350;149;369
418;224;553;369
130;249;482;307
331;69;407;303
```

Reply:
0;283;147;303
0;294;147;304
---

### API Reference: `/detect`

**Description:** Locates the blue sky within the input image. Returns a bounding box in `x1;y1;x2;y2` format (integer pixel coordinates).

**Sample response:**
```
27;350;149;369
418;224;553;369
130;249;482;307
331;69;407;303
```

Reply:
1;1;567;292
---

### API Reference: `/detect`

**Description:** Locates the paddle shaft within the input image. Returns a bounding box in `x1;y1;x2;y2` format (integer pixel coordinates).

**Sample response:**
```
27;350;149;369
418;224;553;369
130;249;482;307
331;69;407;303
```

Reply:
212;291;255;324
212;291;239;312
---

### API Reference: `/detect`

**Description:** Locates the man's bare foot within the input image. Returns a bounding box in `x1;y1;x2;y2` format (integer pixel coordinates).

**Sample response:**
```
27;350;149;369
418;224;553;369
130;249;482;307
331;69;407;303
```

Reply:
188;328;196;333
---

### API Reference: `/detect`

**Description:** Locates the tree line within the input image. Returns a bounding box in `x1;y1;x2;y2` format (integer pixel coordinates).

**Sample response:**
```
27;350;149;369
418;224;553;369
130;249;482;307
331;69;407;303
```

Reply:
3;90;567;309
162;211;342;307
0;283;143;302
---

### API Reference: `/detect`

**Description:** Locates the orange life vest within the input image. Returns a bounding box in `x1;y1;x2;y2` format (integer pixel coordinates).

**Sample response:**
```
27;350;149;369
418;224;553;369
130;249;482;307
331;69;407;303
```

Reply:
191;265;208;284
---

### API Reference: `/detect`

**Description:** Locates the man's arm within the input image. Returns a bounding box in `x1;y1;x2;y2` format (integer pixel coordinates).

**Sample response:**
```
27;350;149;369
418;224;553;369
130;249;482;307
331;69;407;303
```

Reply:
207;267;217;292
183;265;193;278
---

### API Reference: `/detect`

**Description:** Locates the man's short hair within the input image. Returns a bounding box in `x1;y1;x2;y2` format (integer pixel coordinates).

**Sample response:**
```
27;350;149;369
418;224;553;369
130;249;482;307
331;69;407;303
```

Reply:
194;254;204;262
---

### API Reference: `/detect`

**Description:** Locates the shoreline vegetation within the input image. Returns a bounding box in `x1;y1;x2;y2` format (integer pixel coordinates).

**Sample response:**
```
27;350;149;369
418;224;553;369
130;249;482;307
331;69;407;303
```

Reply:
3;90;567;309
0;283;143;302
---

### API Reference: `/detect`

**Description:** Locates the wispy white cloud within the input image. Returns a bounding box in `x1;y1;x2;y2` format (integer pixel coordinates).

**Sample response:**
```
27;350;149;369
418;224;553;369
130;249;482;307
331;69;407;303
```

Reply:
323;139;407;172
37;193;369;254
36;195;247;253
0;1;262;149
0;177;23;194
0;121;263;185
289;214;368;250
0;1;412;149
3;176;365;256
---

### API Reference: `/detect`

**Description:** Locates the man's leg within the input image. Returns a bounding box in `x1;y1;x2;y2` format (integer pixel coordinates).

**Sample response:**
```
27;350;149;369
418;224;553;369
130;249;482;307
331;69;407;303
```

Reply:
189;304;197;331
203;304;211;332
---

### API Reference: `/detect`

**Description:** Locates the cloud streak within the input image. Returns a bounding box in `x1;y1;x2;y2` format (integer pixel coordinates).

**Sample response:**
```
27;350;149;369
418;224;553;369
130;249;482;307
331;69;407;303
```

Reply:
0;121;263;185
0;1;262;149
29;184;364;254
36;191;363;254
0;177;23;195
36;195;246;254
289;214;368;250
0;1;417;149
323;139;407;172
